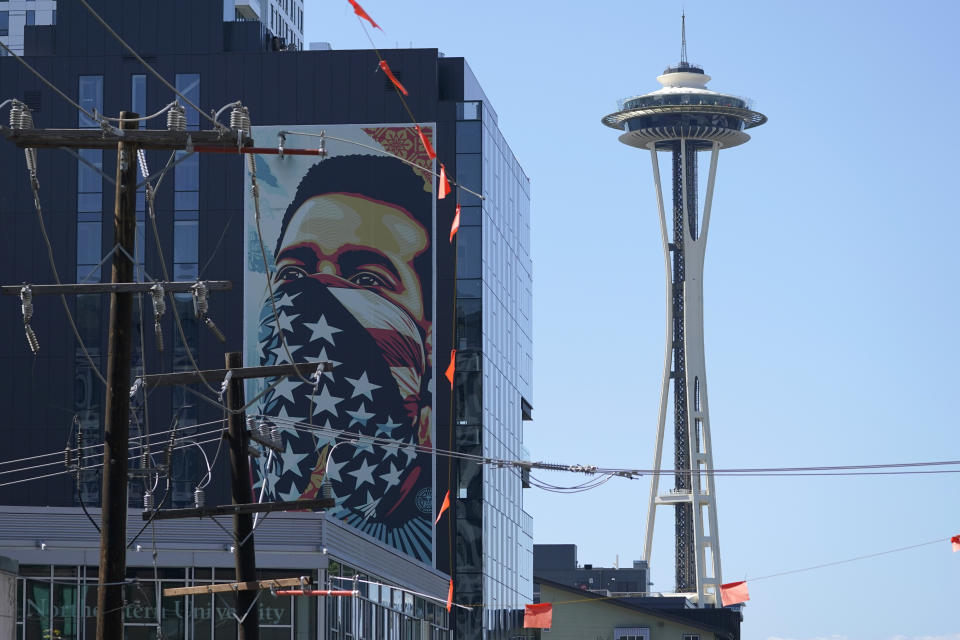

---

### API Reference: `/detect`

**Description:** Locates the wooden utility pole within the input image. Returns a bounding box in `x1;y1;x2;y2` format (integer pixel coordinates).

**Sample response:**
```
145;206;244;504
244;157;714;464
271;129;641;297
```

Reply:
3;113;252;640
225;351;259;640
96;112;139;640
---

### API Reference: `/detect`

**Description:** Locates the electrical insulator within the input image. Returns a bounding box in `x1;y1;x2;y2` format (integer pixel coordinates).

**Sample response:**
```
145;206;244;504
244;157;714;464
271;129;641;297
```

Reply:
20;285;39;355
191;281;208;317
194;487;205;509
19;107;34;130
167;105;186;132
229;105;251;136
9;101;22;128
137;148;149;179
143;490;154;512
270;424;282;448
318;134;327;158
321;475;334;500
150;283;166;352
64;445;74;470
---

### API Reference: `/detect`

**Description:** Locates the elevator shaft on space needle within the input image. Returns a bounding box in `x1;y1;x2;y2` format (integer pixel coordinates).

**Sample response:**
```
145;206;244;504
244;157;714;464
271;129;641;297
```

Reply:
601;27;766;606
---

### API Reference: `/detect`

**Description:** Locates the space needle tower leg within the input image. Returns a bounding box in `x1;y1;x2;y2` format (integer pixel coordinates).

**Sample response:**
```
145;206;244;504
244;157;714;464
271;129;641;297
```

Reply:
680;140;723;606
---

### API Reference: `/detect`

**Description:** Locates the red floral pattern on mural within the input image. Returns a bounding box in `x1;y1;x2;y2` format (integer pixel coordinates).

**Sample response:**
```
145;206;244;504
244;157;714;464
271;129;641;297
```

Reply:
363;126;434;191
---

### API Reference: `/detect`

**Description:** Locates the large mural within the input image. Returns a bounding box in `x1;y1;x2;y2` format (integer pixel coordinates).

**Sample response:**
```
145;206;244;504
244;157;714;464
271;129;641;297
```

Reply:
244;124;437;563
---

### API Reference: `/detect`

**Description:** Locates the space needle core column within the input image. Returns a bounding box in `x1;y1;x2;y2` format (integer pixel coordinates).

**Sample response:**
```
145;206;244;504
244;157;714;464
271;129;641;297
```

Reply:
602;25;765;606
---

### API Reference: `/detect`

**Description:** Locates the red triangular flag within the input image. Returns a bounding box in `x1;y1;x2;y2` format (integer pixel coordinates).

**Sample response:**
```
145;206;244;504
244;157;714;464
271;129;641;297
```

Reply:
952;535;960;552
446;579;453;612
347;0;381;30
416;125;437;160
435;490;450;525
438;163;451;199
379;60;408;96
523;603;553;629
720;580;750;606
444;349;456;385
449;204;461;243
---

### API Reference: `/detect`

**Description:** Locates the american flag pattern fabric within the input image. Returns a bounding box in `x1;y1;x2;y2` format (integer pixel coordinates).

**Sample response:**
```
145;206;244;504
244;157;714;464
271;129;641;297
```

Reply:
252;275;434;562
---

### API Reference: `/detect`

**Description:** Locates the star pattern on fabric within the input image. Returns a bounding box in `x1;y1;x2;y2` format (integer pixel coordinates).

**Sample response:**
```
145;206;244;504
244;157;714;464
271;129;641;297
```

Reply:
375;417;402;437
347;458;378;489
308;385;343;418
303;314;341;345
275;291;301;308
345;371;380;401
279;441;309;477
253;277;433;562
271;378;303;404
381;462;403;489
274;310;300;334
347;402;376;427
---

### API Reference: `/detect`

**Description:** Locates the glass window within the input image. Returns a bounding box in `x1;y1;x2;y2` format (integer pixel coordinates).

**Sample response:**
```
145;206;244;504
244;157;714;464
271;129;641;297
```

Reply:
174;152;199;192
456;101;481;120
78;76;103;128
175;73;200;129
0;12;8;36
173;219;199;264
456;121;482;154
77;149;103;195
456;226;481;279
26;10;36;26
456;154;482;206
131;74;146;123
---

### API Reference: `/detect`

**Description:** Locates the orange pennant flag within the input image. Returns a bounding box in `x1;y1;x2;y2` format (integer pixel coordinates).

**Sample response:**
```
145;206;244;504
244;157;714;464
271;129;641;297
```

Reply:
523;603;553;629
720;580;750;606
449;204;461;243
446;579;453;612
952;535;960;552
347;0;381;30
435;490;450;525
416;125;437;160
379;60;408;96
438;163;451;199
444;349;456;385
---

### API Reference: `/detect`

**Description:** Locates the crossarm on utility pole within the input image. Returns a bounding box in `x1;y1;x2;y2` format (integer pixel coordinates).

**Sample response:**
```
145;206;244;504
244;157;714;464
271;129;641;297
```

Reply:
163;577;311;597
0;280;231;295
146;497;335;520
139;361;333;388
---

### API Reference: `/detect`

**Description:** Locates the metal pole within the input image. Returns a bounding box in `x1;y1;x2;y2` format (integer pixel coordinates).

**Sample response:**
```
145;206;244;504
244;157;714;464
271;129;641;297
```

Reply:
225;351;260;639
96;111;139;640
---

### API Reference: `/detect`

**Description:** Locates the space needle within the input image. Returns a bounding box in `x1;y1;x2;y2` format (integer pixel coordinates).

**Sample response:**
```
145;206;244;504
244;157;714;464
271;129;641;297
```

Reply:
602;16;766;607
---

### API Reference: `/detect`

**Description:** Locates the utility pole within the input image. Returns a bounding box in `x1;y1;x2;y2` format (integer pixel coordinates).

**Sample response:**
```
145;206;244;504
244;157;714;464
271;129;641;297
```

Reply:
225;351;259;640
3;112;252;639
96;112;139;640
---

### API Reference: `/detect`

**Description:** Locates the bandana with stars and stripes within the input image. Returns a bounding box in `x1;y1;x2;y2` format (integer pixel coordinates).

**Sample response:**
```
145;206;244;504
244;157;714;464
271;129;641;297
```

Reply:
253;275;434;561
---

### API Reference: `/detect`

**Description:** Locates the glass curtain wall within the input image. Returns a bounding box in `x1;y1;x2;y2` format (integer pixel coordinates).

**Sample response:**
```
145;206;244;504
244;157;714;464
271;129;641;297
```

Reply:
170;73;202;506
14;564;452;640
452;99;534;639
74;75;104;506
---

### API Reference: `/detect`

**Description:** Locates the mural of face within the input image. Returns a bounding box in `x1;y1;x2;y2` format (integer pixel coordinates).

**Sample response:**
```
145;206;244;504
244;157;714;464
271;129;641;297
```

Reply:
275;192;428;324
252;152;436;562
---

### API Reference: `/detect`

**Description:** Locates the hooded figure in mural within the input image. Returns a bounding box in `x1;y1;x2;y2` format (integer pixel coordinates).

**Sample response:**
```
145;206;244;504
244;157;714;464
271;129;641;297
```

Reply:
254;154;434;561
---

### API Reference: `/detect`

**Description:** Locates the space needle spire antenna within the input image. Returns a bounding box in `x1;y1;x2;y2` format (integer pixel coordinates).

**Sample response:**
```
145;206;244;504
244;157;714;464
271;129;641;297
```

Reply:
680;11;688;66
602;19;766;607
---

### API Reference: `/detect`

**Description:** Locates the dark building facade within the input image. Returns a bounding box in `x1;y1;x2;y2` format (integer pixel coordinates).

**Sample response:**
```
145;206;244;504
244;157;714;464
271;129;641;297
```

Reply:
534;545;648;596
0;1;533;638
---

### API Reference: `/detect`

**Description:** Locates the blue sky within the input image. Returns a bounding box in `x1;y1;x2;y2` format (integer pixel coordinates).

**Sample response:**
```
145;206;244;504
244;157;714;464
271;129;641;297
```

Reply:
307;2;960;638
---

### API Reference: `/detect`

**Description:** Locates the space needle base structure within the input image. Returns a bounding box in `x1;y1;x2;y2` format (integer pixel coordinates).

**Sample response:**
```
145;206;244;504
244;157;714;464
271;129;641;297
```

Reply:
602;32;765;607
